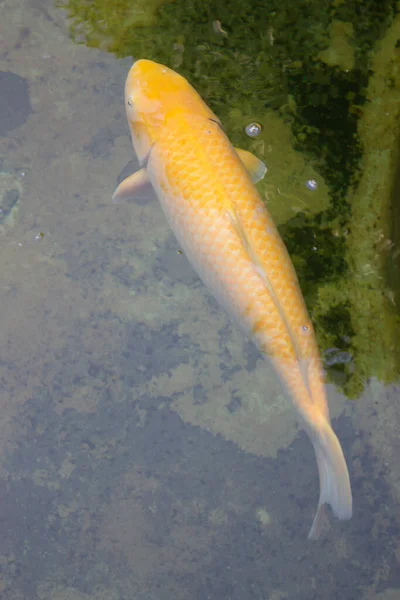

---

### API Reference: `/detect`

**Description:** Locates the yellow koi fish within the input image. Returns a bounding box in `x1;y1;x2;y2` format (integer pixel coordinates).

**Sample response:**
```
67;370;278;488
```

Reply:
113;59;352;538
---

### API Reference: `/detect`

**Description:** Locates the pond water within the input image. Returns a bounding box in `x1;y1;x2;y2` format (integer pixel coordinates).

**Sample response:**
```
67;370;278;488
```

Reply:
0;0;400;598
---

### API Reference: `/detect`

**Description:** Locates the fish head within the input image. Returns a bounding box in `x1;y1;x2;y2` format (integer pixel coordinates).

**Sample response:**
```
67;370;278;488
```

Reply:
124;59;219;163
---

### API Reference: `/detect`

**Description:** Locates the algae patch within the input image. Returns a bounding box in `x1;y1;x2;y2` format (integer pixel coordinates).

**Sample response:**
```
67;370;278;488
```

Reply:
339;13;400;396
60;0;176;49
228;107;331;226
318;20;355;72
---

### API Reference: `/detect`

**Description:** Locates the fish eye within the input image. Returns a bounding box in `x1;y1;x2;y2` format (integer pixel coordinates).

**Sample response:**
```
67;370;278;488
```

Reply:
127;99;132;107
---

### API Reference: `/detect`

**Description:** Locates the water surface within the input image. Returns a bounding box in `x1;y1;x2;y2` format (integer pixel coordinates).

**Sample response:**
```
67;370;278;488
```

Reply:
0;0;400;598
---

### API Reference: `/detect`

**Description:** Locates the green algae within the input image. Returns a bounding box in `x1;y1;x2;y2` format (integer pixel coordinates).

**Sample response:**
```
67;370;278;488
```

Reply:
338;12;400;396
61;0;176;49
59;0;400;397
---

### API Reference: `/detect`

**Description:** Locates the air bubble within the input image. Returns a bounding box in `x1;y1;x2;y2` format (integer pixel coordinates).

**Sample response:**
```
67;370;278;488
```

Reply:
245;122;262;138
306;179;318;191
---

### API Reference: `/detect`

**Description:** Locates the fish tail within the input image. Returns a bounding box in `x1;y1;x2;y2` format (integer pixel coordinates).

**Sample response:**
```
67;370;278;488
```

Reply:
308;418;352;540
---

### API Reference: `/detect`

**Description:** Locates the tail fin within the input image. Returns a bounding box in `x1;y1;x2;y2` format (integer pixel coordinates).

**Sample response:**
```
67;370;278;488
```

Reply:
308;419;352;540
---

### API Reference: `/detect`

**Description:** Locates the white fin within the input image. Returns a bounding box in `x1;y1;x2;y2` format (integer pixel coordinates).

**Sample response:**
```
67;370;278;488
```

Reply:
308;419;352;540
112;168;150;203
235;147;267;183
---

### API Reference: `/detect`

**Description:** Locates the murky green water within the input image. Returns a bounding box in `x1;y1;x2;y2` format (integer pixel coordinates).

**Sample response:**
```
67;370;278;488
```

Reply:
0;0;400;598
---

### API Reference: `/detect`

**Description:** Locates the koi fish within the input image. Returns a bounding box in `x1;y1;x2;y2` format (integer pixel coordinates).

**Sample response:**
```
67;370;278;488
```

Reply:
113;59;352;538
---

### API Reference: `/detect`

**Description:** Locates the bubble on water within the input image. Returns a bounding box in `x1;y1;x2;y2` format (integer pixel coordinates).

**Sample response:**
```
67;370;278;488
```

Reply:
306;179;318;191
245;122;262;138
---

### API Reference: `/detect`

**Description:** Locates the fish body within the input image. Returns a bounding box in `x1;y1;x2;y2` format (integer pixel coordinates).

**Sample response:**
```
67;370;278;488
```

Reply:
114;59;352;538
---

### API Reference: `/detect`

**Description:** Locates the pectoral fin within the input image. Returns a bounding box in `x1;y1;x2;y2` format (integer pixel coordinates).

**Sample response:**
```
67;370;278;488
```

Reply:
112;168;150;203
235;148;267;184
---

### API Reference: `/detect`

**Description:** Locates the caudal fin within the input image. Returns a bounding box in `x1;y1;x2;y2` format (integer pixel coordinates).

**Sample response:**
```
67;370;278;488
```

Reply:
308;419;352;540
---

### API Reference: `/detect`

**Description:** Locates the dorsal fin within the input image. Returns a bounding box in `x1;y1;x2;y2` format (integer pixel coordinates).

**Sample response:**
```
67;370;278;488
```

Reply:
226;208;310;386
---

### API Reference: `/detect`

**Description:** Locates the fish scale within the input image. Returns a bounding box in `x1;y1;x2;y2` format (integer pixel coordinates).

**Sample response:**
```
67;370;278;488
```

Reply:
114;59;352;539
184;116;329;422
152;115;318;400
